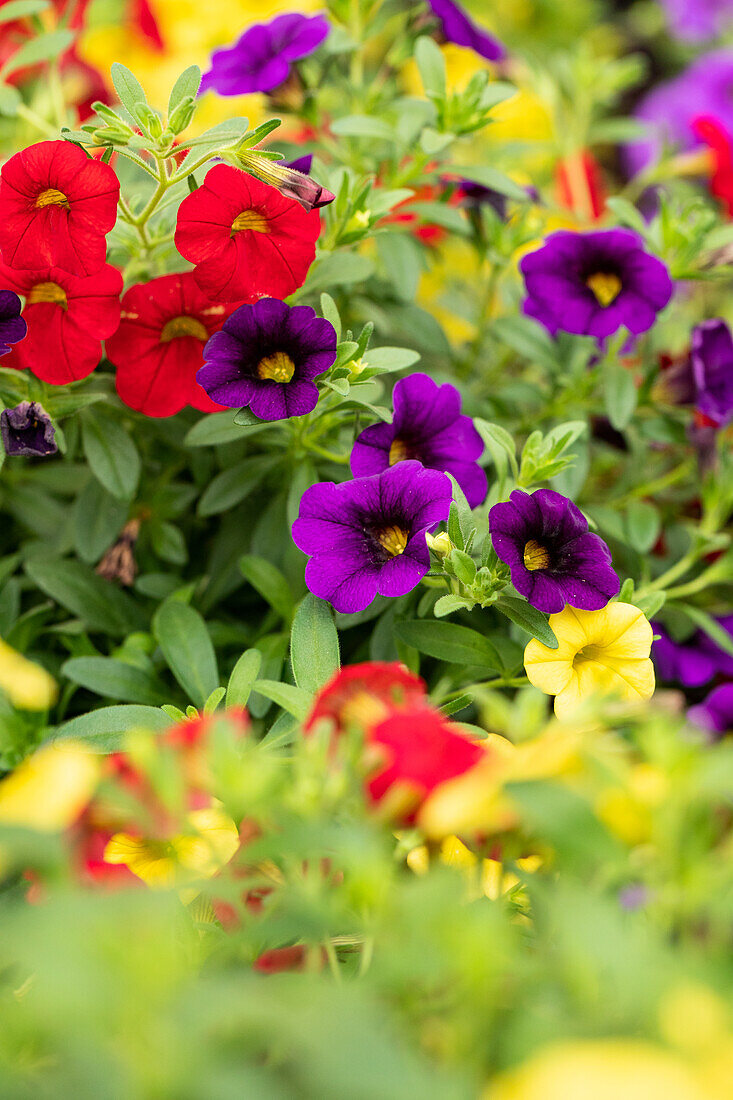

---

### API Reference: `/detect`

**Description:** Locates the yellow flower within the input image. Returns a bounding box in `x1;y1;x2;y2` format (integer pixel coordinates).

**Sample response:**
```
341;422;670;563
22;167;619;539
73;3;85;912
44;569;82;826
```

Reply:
0;744;99;832
524;603;655;719
486;1040;708;1100
103;804;239;891
0;637;57;710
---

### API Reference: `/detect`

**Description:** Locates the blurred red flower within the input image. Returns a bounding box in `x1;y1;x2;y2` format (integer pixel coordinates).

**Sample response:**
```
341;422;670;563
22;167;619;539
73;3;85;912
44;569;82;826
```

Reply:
692;115;733;216
305;661;428;734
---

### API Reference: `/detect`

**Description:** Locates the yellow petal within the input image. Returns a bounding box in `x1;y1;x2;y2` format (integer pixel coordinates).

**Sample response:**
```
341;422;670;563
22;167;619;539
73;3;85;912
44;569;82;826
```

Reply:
104;833;177;888
0;638;57;710
523;647;574;696
595;602;653;659
0;744;98;831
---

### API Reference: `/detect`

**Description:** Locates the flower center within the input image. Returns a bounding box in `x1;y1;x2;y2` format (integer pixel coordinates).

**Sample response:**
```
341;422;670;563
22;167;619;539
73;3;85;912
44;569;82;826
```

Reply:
160;316;209;342
35;188;69;209
375;525;409;557
523;539;550;571
257;351;295;382
388;437;411;465
231;209;270;234
585;271;622;307
27;281;67;308
573;644;604;668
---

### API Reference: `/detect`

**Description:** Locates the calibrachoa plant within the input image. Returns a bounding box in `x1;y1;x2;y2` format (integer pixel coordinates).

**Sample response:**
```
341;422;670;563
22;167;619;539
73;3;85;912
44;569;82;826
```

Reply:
0;0;730;1096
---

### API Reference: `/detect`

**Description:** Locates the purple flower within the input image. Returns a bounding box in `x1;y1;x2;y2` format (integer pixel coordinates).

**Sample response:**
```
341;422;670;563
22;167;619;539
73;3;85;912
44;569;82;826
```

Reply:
0;289;26;356
0;401;57;457
292;461;452;613
200;12;330;97
688;683;733;738
520;229;673;341
690;319;733;427
660;0;732;42
652;626;721;687
198;298;337;421
285;154;313;176
489;489;620;614
427;0;504;62
626;51;733;176
349;373;487;509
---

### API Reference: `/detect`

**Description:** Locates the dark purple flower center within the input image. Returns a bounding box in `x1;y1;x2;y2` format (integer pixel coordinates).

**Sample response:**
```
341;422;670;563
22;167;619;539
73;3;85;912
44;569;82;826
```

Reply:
231;209;270;234
28;281;67;308
585;271;622;307
523;539;550;571
257;350;295;382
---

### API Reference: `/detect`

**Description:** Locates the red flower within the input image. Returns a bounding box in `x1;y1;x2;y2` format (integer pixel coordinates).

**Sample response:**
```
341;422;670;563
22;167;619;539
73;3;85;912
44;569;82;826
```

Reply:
556;150;606;222
305;661;428;735
692;116;733;216
366;706;485;823
0;141;119;276
0;262;122;384
174;164;321;302
106;273;233;417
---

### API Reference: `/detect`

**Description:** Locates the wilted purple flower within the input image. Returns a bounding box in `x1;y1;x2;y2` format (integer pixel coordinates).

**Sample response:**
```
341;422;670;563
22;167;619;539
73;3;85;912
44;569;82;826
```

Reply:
626;51;733;175
661;0;732;42
690;319;733;427
292;461;452;613
198;298;337;421
427;0;505;62
688;683;733;738
489;489;620;614
0;289;26;355
0;401;57;457
200;12;330;96
520;229;673;341
350;373;487;509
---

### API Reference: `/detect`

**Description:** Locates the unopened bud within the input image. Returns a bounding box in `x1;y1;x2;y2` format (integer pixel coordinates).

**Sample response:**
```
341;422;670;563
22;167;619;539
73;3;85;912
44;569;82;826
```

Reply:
237;151;335;212
426;532;453;556
167;96;196;135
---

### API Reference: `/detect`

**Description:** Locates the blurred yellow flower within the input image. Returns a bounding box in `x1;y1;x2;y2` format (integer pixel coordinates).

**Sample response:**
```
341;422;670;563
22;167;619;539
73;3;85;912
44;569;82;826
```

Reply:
524;603;655;719
0;744;99;832
104;803;239;890
0;637;57;710
486;1040;708;1100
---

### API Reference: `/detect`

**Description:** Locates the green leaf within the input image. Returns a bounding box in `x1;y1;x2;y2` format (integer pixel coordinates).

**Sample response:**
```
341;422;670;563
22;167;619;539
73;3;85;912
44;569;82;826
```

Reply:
377;232;423;301
110;62;148;122
232;407;266;428
451;163;529;203
81;408;140;502
251;679;311;719
364;346;420;373
330;115;396;141
150;521;187;565
297;252;375;296
0;83;22;117
625;500;660;554
239;554;294;621
24;559;144;636
319;293;341;341
185;410;267;446
0;1;50;23
290;594;340;693
491;316;559;372
433;594;474;618
225;649;262;709
604;364;637;431
415;35;446;101
53;705;170;752
394;620;504;671
439;693;473;717
496;596;558;649
168;64;201;115
153;600;219;708
1;29;74;78
197;456;275;517
73;479;128;564
61;657;168;706
677;605;733;659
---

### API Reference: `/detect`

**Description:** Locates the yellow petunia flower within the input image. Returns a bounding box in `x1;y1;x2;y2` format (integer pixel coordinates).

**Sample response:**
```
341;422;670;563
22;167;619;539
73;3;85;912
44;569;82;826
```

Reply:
0;744;99;832
0;637;57;710
524;603;655;719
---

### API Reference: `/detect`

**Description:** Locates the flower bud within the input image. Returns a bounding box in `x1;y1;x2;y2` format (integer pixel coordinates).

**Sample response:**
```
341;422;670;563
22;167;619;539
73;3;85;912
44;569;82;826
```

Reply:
237;151;335;212
426;531;454;556
167;96;196;135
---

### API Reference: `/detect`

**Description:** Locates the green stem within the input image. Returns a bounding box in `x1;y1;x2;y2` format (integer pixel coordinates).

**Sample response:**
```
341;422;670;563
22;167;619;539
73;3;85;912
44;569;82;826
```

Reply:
15;103;58;139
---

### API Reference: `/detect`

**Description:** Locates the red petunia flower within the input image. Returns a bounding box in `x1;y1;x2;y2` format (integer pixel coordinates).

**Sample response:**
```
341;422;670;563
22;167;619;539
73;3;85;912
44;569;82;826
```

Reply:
0;262;122;384
174;164;321;302
692;115;733;216
0;141;119;277
365;706;485;823
305;661;428;735
556;150;606;222
106;272;234;417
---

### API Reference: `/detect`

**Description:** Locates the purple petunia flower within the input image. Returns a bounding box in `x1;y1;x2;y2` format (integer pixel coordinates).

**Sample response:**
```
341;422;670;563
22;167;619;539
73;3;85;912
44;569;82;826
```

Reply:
292;461;452;613
688;683;733;738
427;0;504;62
488;488;620;614
350;373;487;509
654;617;733;686
0;289;26;356
0;401;57;457
198;298;337;421
285;154;313;176
520;228;673;341
690;319;733;427
625;51;733;176
200;12;330;97
660;0;732;43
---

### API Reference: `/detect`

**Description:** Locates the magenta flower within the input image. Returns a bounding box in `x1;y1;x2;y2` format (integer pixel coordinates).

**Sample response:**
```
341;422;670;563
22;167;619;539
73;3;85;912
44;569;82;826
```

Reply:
427;0;504;62
653;617;733;687
489;489;620;614
690;319;733;427
350;373;487;509
520;229;673;341
198;298;337;421
200;12;330;96
688;683;733;739
292;461;452;613
0;290;26;356
661;0;732;42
